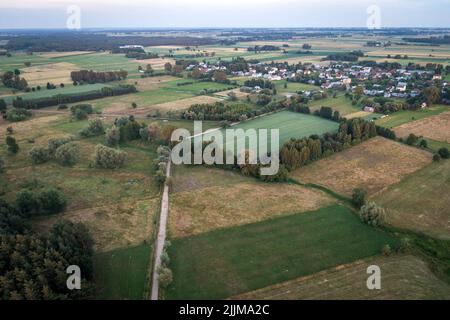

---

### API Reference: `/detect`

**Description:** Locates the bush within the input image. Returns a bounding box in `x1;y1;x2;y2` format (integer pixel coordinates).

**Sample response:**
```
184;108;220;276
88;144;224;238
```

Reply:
55;142;79;166
28;146;51;164
57;104;68;110
70;104;93;115
48;136;73;154
382;244;392;256
105;126;121;146
155;169;166;185
93;144;127;169
406;133;419;146
0;157;4;173
433;153;441;162
158;267;173;288
359;202;385;227
16;189;40;215
419;139;428;148
438;147;449;159
73;108;88;120
5;108;31;122
37;187;67;215
6;136;19;153
352;188;367;208
79;118;104;137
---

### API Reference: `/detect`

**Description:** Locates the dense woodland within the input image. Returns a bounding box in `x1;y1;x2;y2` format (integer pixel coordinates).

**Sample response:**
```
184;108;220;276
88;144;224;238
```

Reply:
70;70;128;84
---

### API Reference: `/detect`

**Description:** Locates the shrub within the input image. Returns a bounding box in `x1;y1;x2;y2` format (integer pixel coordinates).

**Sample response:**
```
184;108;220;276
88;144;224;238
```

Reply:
157;267;173;288
48;136;73;154
155;169;166;185
70;104;93;115
93;144;127;169
419;139;428;148
382;244;392;256
0;157;4;173
6;136;19;154
73;108;88;120
16;189;39;215
352;188;367;208
57;104;68;110
37;188;67;215
406;133;419;146
105;126;121;146
79;118;104;137
55;142;79;166
28;146;51;165
359;202;385;227
5;108;31;122
433;153;441;162
438;147;449;159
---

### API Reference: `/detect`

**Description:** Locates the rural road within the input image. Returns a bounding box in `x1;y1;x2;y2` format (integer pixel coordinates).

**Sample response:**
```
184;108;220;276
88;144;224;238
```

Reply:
150;159;171;300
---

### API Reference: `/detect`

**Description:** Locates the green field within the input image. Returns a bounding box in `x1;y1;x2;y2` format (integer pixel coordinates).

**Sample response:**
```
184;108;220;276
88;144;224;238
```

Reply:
166;205;397;299
2;83;110;104
309;95;361;116
373;160;450;240
375;105;449;128
202;111;339;152
93;244;152;299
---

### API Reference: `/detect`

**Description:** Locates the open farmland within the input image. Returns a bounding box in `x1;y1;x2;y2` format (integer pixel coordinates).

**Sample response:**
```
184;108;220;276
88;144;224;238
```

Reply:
375;105;449;128
169;165;336;238
166;205;397;300
20;62;78;86
291;137;432;197
308;95;361;116
373;160;450;240
393;111;450;144
203;111;339;152
233;255;450;300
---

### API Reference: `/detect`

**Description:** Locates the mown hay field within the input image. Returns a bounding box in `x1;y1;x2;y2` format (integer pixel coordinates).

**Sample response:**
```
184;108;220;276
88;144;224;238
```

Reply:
233;255;450;300
291;137;432;197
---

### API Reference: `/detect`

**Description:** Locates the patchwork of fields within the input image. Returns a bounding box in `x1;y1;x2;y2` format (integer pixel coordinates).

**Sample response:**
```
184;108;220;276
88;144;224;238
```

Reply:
166;205;397;300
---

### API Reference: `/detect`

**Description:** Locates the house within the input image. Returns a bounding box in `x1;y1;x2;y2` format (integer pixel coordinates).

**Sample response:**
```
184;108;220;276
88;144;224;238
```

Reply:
421;102;428;109
364;106;375;113
433;74;442;81
396;82;407;92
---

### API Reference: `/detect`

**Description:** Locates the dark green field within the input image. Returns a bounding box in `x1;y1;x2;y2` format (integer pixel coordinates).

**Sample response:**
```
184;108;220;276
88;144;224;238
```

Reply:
166;205;397;300
93;244;152;300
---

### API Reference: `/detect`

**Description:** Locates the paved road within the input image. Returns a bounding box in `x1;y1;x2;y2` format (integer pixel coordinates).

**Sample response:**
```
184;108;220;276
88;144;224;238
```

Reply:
150;159;171;300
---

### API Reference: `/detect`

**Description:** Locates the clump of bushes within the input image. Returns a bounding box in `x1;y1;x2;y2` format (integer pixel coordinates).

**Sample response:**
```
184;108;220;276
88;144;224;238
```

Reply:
105;126;121;146
16;187;67;216
28;146;51;165
48;136;73;155
55;142;79;166
438;147;449;159
71;104;93;120
359;202;385;227
92;144;127;169
352;188;367;208
6;136;19;154
6;108;32;122
79;118;104;137
0;157;4;173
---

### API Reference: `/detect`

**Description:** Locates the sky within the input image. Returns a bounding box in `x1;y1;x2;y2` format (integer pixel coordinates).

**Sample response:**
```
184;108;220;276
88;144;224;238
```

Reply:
0;0;449;29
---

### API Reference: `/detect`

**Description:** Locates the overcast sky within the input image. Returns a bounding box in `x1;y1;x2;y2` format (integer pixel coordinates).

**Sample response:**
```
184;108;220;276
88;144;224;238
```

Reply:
0;0;449;29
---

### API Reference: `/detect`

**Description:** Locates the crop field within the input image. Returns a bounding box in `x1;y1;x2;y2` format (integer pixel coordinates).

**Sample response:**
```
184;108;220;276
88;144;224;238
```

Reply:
393;111;450;144
373;160;450;240
202;111;339;152
166;205;397;300
169;165;336;238
291;137;432;197
375;105;449;128
20;62;78;86
94;243;152;299
233;255;450;300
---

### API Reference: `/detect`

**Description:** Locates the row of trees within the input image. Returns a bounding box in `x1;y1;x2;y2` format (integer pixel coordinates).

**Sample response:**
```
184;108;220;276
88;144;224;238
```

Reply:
70;70;128;84
280;118;378;171
12;85;136;110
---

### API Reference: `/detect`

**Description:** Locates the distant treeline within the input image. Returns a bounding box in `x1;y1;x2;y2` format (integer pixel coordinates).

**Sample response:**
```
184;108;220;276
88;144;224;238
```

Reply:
70;70;128;83
324;50;364;62
403;35;450;45
4;33;220;52
247;45;280;52
12;85;136;109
